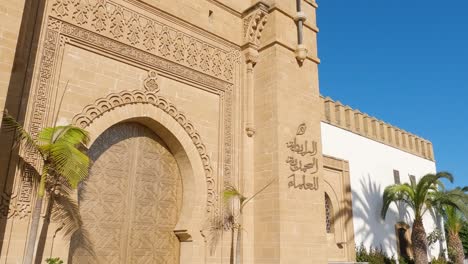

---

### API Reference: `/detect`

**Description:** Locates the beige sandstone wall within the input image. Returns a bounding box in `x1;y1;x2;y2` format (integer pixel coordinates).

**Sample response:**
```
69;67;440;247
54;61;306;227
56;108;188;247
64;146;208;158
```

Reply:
0;0;26;114
250;0;327;263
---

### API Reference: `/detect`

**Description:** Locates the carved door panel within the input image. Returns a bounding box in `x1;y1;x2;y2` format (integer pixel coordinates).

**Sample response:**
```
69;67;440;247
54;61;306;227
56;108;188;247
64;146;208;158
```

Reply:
71;123;182;264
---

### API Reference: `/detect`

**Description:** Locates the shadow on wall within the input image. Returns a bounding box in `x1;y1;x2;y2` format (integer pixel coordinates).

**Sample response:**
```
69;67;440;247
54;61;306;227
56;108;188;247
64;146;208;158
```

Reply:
428;208;447;256
334;174;412;256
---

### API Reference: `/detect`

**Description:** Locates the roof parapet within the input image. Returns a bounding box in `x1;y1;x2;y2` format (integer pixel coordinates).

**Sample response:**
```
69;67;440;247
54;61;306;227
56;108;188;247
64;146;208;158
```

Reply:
320;96;434;161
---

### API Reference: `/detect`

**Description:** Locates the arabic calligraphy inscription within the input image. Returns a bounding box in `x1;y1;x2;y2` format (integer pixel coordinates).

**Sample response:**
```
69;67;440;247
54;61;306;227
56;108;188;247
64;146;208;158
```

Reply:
286;123;319;191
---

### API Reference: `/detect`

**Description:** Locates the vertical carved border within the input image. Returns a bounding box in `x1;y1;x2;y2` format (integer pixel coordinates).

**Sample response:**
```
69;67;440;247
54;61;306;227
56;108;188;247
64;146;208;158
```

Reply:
6;20;62;219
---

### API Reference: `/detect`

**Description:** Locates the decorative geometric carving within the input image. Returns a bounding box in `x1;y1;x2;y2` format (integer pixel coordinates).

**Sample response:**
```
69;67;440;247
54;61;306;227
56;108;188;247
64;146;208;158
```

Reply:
72;0;89;25
50;0;239;82
91;0;107;32
51;0;70;18
110;6;125;39
199;44;211;73
242;2;269;48
143;70;159;92
72;90;216;213
142;20;157;51
127;13;141;45
173;33;186;63
71;123;181;263
158;26;172;58
8;26;61;219
58;20;231;91
212;50;223;77
186;39;199;67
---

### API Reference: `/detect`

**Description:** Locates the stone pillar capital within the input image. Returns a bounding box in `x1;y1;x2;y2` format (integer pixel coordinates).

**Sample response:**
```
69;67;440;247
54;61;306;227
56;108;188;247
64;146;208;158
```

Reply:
243;47;259;67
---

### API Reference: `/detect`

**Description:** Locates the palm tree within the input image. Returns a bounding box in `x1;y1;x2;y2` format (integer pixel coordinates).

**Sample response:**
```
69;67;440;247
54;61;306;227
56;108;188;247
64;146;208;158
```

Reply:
381;172;467;264
205;180;273;264
443;187;468;264
2;111;91;264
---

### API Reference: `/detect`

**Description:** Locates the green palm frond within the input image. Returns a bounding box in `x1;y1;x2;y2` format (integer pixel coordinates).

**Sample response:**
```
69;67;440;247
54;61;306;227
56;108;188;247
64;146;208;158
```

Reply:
382;183;415;219
430;188;468;216
37;126;89;147
223;184;246;204
412;172;452;216
445;205;464;234
45;143;90;188
1;111;41;155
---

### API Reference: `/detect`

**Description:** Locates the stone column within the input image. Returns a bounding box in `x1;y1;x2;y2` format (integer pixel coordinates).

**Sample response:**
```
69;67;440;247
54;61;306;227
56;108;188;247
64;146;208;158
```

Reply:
248;1;327;263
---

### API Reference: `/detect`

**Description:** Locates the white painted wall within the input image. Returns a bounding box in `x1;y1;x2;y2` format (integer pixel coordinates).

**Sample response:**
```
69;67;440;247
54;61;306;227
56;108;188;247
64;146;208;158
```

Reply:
321;122;447;260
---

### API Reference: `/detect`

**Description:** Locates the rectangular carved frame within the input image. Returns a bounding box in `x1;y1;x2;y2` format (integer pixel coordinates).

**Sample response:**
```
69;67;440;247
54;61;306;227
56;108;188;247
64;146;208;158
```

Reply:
7;0;241;219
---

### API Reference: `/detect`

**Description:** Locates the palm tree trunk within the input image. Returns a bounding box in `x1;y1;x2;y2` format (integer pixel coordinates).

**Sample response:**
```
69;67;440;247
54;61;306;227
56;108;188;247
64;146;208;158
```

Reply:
23;196;43;264
448;231;465;264
230;227;235;264
411;218;429;264
235;225;242;264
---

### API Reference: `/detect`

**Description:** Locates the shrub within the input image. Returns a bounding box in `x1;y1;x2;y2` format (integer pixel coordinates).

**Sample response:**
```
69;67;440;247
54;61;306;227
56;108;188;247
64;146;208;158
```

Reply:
45;258;64;264
355;243;396;264
399;256;415;264
430;256;451;264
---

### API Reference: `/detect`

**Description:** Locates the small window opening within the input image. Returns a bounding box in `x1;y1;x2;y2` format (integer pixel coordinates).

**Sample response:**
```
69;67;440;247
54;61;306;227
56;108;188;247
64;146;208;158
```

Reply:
325;193;334;233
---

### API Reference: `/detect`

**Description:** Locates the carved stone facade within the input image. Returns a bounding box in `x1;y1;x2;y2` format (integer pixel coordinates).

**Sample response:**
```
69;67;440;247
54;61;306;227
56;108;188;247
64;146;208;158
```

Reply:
0;0;437;263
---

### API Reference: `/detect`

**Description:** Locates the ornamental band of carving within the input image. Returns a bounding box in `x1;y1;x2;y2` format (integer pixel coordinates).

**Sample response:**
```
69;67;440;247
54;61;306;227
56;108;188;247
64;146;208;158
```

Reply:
2;28;61;219
72;89;217;213
50;0;237;83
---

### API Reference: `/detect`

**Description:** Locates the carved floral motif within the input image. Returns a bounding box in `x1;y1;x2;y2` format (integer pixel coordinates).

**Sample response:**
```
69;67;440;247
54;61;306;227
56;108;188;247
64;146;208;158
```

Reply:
158;27;172;58
110;6;125;39
143;70;159;92
186;39;199;67
72;0;89;25
51;0;70;18
126;13;141;45
91;0;107;32
143;20;157;51
172;33;186;63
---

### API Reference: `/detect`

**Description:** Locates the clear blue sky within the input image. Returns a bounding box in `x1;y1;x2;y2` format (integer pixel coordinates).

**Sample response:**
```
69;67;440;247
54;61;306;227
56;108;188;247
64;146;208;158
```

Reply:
317;0;468;187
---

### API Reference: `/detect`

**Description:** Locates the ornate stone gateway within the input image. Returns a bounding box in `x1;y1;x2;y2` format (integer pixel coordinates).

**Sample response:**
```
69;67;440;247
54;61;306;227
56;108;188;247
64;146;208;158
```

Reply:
70;122;182;263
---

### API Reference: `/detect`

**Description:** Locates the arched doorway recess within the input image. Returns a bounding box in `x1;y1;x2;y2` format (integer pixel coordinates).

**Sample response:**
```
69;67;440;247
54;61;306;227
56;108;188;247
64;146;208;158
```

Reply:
71;122;182;263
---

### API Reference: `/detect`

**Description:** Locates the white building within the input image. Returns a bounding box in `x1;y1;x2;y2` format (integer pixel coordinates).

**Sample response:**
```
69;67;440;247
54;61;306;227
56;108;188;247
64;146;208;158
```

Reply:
321;96;446;262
